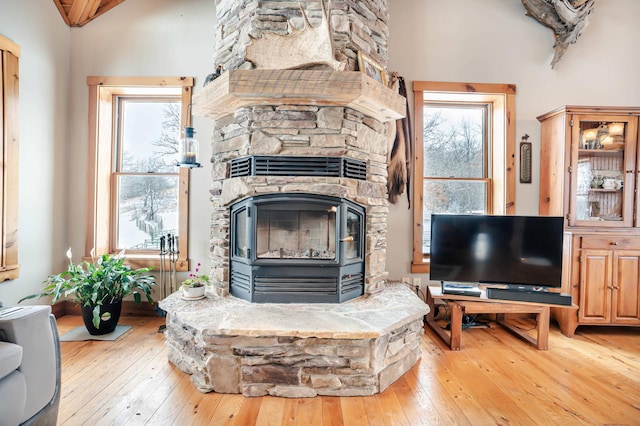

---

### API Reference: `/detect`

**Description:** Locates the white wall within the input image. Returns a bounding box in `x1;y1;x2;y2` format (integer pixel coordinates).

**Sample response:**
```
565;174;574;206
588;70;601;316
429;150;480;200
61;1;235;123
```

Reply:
0;0;70;305
0;0;216;305
65;0;217;285
386;0;640;282
2;0;639;304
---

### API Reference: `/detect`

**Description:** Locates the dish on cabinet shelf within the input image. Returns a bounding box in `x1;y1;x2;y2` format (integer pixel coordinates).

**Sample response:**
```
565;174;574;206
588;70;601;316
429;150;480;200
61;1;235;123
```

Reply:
590;188;620;192
600;215;622;221
578;148;624;156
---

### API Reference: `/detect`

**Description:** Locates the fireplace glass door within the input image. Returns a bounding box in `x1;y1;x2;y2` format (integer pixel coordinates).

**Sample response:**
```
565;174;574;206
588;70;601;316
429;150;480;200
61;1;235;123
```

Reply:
256;206;337;260
343;208;362;261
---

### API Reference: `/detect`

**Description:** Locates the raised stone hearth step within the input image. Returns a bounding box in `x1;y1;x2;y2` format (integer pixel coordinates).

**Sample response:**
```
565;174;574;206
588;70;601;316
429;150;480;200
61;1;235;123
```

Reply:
159;283;429;397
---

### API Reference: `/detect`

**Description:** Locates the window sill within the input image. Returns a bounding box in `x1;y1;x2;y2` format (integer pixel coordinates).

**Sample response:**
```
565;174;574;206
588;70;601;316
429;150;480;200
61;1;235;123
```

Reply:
127;256;189;272
411;260;430;274
82;255;189;272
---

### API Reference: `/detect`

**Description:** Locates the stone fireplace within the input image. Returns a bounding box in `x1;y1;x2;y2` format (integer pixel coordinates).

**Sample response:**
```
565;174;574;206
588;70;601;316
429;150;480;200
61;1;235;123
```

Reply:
158;0;429;398
201;68;403;299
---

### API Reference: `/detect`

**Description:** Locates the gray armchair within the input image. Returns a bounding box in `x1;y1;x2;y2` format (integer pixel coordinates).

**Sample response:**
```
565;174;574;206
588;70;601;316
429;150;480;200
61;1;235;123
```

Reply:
0;305;61;425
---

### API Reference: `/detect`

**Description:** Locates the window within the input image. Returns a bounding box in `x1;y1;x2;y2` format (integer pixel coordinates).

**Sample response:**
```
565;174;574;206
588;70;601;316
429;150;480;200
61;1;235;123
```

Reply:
422;103;490;255
87;77;194;271
0;36;20;281
114;97;181;250
412;82;516;273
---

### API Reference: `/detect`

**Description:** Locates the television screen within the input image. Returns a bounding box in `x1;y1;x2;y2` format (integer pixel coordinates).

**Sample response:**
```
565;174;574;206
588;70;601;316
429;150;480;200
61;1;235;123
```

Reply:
430;214;564;288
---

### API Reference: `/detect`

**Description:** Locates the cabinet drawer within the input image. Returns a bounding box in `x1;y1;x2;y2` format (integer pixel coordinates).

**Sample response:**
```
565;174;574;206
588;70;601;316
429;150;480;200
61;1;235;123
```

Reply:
581;237;640;250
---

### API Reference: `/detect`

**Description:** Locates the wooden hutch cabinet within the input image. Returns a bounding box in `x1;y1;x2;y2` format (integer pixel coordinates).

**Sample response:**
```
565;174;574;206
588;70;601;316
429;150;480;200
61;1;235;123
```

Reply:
538;106;640;336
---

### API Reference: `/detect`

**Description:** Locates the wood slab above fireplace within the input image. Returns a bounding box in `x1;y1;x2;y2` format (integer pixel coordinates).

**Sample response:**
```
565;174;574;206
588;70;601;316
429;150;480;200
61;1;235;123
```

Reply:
193;69;406;123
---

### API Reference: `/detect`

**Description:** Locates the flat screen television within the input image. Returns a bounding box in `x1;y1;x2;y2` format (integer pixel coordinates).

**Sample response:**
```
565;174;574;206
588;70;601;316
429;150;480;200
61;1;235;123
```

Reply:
430;214;564;289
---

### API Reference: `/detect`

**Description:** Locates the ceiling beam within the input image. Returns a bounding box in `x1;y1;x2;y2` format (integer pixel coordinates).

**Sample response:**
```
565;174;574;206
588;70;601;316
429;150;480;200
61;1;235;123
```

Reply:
68;0;102;26
52;0;127;27
52;0;71;26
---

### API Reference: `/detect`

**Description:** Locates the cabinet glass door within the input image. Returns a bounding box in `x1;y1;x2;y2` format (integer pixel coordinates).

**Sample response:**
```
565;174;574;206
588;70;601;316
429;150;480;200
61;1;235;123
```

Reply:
570;115;637;227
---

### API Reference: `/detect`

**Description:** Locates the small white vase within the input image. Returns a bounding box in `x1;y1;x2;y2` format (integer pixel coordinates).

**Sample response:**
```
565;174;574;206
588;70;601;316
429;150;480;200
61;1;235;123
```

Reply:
182;285;205;299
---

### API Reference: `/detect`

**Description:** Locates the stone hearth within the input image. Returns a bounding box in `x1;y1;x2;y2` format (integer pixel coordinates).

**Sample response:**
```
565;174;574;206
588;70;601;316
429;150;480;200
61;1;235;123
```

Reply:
159;283;427;397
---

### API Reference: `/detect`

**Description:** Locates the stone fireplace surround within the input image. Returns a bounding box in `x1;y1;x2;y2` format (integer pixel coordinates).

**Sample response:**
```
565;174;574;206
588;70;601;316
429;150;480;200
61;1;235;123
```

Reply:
198;69;405;298
158;70;429;397
158;0;429;398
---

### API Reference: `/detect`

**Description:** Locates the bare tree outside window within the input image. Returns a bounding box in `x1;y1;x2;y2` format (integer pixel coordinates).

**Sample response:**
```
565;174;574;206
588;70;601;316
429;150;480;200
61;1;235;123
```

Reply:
151;102;182;160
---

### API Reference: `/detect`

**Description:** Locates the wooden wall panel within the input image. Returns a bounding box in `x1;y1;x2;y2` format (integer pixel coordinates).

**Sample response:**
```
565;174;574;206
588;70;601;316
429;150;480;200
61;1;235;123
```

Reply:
0;40;20;282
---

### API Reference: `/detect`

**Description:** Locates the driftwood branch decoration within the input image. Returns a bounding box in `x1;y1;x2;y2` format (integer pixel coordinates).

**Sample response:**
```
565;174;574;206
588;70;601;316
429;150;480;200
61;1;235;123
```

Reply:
521;0;595;69
245;0;345;71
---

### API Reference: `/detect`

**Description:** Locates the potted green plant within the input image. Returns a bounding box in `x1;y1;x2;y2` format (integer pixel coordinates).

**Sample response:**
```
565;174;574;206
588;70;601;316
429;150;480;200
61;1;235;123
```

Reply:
19;249;156;335
180;262;209;299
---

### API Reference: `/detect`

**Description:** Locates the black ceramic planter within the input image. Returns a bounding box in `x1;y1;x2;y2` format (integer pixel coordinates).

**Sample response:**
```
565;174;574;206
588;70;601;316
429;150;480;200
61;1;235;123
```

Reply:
81;300;123;335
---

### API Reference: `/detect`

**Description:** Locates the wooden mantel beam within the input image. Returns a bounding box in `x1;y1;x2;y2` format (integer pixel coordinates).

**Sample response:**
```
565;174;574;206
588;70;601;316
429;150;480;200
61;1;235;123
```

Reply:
193;69;406;123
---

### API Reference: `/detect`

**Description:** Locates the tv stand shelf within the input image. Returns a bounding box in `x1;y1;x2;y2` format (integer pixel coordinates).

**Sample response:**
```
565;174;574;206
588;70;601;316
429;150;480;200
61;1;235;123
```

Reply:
426;287;577;350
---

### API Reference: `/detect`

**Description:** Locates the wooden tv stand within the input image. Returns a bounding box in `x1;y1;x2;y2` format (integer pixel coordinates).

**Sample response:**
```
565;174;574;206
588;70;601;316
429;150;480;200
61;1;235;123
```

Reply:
426;286;575;350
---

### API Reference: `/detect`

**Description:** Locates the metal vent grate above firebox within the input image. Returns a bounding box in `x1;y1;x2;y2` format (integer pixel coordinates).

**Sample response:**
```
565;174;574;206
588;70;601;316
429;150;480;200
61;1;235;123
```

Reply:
230;156;367;180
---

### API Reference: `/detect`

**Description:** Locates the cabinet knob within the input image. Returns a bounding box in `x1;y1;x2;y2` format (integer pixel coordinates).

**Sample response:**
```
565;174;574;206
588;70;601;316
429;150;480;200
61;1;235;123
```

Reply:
610;241;618;245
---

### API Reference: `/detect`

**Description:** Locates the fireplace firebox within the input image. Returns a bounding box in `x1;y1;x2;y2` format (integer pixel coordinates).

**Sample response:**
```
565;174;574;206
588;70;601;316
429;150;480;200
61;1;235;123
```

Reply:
229;194;365;303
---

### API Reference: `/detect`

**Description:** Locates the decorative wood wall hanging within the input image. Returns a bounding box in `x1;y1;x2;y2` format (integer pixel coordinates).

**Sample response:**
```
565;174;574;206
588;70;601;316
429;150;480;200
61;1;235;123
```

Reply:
521;0;595;69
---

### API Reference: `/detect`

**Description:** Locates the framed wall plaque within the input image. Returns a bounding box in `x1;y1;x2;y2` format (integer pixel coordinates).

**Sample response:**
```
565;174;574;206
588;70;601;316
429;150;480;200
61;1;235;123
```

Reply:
357;51;387;85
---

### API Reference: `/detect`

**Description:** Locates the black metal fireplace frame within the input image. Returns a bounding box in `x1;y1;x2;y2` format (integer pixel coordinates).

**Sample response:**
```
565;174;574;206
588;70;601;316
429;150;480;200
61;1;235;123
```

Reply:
229;193;365;303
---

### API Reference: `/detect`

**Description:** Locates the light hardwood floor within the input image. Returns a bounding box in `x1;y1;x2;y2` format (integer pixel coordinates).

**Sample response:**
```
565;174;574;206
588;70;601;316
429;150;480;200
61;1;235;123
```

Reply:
55;314;640;425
